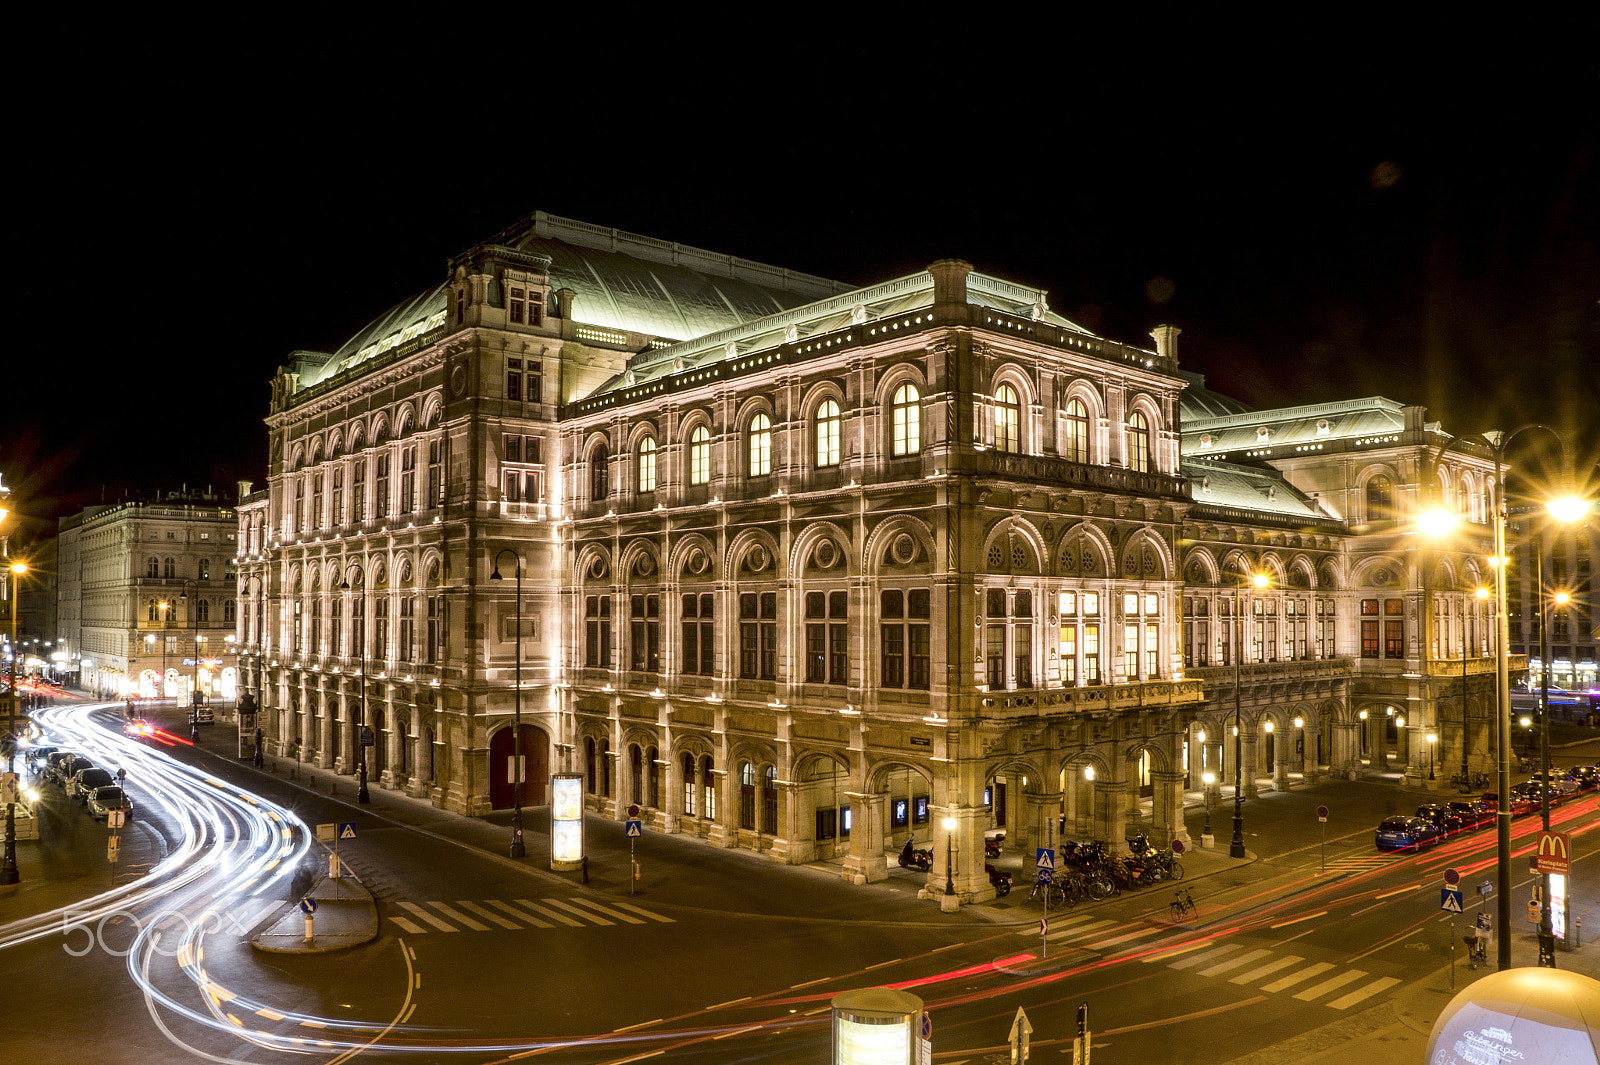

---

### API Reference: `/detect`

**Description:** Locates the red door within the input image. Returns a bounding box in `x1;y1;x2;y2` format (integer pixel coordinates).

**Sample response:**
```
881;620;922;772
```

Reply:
490;724;549;808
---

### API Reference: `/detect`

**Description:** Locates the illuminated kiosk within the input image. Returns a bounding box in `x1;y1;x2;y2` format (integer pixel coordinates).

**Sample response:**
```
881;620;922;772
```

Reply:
550;773;584;872
831;988;925;1065
1426;967;1600;1065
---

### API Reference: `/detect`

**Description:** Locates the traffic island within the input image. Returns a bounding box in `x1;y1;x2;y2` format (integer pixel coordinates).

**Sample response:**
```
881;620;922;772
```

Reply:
252;874;379;954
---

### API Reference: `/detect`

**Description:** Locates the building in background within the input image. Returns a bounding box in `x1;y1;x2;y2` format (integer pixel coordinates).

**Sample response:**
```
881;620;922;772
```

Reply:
246;211;1559;900
57;492;239;705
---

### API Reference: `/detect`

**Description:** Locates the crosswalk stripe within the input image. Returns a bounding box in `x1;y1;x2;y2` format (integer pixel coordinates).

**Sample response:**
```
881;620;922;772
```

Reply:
1293;969;1367;1002
1170;945;1242;970
398;901;457;932
516;899;586;927
1048;919;1113;942
1087;927;1165;950
489;900;552;928
459;901;521;930
610;901;675;924
1199;949;1273;977
1327;976;1401;1010
543;898;614;925
562;897;647;925
1260;962;1334;993
391;915;427;934
1230;955;1302;984
432;903;491;931
1021;913;1097;937
234;899;285;933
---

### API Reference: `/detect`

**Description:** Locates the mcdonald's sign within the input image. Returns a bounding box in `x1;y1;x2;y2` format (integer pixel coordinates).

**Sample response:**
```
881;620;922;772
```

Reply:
1534;829;1571;875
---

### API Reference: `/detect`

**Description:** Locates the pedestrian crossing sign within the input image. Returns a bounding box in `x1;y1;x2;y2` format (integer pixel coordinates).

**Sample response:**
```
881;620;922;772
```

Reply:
1036;848;1055;870
340;822;357;840
1441;888;1463;914
625;819;643;837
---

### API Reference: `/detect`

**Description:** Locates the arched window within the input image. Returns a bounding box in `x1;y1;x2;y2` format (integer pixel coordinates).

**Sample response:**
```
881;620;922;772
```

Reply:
637;437;657;493
585;737;598;794
891;383;920;456
197;598;210;623
1367;475;1395;522
681;751;697;816
689;425;711;485
224;599;236;624
995;384;1019;453
748;413;772;476
147;557;159;579
646;745;660;808
630;745;643;805
761;765;778;834
1127;411;1151;473
739;761;756;830
198;558;211;580
590;443;609;501
1063;398;1090;463
147;600;158;622
164;558;176;579
816;399;841;467
700;754;717;820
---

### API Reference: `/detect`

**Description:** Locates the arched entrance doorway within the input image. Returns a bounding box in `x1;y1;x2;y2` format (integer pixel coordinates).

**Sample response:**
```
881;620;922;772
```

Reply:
490;724;550;809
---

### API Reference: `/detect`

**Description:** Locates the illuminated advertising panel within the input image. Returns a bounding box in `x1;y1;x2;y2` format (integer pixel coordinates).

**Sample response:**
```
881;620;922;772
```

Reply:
835;1017;909;1065
1550;873;1566;942
831;988;921;1065
550;773;584;871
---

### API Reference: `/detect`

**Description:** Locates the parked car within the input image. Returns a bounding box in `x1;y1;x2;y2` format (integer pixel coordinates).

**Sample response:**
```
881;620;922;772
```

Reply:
1446;798;1495;829
193;706;214;725
86;786;134;822
1482;790;1538;817
1528;770;1580;797
1510;781;1565;809
25;744;59;775
1415;803;1466;836
46;751;84;787
1568;765;1600;791
70;767;115;801
1376;815;1442;851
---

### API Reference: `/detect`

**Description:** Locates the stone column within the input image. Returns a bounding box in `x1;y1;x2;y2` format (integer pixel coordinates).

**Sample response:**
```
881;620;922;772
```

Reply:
1332;720;1362;779
842;791;887;884
1243;730;1260;798
1154;770;1189;846
319;687;336;771
1270;728;1292;790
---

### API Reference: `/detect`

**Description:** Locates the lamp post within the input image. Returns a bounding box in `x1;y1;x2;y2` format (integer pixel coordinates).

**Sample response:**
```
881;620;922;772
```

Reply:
942;815;957;896
1427;732;1437;780
177;580;203;729
2;557;25;886
159;600;170;699
489;549;527;859
338;566;371;804
1201;771;1215;838
1230;570;1267;859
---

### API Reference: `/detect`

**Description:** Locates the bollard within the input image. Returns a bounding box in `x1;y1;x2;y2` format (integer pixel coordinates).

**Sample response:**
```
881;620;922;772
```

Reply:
304;915;314;943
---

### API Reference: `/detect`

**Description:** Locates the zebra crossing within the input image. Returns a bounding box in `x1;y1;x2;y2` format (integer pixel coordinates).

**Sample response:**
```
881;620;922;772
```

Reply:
385;896;675;934
1015;913;1399;1010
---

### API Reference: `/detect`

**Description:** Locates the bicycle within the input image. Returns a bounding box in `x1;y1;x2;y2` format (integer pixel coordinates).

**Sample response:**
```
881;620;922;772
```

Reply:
1169;888;1196;923
1463;934;1487;970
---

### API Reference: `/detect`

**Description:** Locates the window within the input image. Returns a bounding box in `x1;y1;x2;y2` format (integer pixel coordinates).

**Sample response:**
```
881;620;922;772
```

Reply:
637;438;657;493
312;473;324;528
749;413;771;477
762;765;777;834
164;558;176;579
353;458;366;523
1058;591;1078;684
739;762;756;830
994;384;1020;453
985;588;1033;689
1384;598;1405;658
701;755;717;821
374;596;388;660
223;599;236;625
506;358;522;401
507;289;541;327
630;595;660;673
1183;597;1209;668
591;444;609;500
739;592;777;679
815;399;841;467
198;558;211;580
882;589;933;690
374;452;390;518
504;469;522;503
1367;476;1395;522
1127;411;1151;473
891;383;920;456
681;752;697;816
1063;398;1089;463
585;595;611;667
331;596;342;656
504;433;521;463
689;426;711;485
805;590;849;684
424;594;438;664
398;597;414;662
400;447;416;513
1361;599;1380;658
147;557;159;579
332;468;344;525
294;478;305;532
308;597;320;652
427;439;443;507
681;593;714;675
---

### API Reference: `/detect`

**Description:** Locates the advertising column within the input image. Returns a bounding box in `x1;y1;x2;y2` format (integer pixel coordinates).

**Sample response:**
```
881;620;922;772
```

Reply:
551;772;584;871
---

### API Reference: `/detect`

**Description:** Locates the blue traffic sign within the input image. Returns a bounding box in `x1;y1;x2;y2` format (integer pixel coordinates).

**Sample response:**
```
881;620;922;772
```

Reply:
339;822;357;840
300;897;318;915
625;819;643;838
1037;868;1053;885
1036;848;1055;870
1441;888;1464;914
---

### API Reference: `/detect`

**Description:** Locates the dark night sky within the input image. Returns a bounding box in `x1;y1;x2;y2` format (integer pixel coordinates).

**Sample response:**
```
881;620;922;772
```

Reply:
5;26;1597;545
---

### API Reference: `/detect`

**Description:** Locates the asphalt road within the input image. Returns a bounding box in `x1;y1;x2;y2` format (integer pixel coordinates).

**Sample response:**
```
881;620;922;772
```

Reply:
5;699;1597;1065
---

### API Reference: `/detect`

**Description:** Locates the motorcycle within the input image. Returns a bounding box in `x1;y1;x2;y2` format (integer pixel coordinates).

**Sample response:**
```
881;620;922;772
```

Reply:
985;863;1012;897
985;834;1004;859
898;839;933;872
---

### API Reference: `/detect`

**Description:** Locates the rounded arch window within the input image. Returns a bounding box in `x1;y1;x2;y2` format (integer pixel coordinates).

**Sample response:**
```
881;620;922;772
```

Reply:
1366;475;1395;522
637;437;657;493
590;442;610;500
1127;410;1152;473
1063;397;1090;463
816;399;841;467
995;384;1020;453
749;413;772;476
890;383;920;456
689;425;711;485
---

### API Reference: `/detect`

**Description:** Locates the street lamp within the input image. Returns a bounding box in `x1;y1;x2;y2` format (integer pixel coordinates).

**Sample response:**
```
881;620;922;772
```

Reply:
1427;732;1438;780
338;566;371;804
158;600;170;698
1230;569;1268;859
489;549;527;859
2;558;26;886
1201;771;1215;837
942;815;957;896
177;580;204;733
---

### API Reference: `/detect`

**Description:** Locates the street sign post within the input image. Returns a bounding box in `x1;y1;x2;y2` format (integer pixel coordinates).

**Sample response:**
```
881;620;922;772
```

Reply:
1009;1007;1032;1065
300;896;317;942
1317;806;1329;870
626;807;643;894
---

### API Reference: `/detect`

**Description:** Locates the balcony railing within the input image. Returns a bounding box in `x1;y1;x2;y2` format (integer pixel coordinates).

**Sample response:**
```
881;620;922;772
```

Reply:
982;677;1206;719
1187;657;1355;687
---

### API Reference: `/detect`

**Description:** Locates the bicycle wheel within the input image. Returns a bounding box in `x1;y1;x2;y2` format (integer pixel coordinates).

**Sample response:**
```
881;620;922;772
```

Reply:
1168;860;1184;881
1086;874;1112;900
